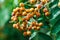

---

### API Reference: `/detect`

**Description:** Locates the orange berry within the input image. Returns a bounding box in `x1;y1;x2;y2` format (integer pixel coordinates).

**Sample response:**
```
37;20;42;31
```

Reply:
36;27;40;30
20;27;24;31
32;26;37;30
15;12;19;17
13;24;18;29
27;31;31;36
23;21;27;26
25;16;30;21
13;24;16;28
36;23;39;26
43;7;48;13
39;22;43;26
19;3;24;7
30;0;36;4
11;16;17;21
45;12;50;16
37;4;42;9
13;17;18;21
20;7;25;11
16;22;20;26
31;22;36;26
27;13;32;18
22;12;27;16
23;31;27;36
40;0;46;5
36;12;41;17
28;26;32;30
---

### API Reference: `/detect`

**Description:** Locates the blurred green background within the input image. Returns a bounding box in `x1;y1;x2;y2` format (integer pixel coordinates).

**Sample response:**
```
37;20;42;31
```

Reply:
0;0;25;40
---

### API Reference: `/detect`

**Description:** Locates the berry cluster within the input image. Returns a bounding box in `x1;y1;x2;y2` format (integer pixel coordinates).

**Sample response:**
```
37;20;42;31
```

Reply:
11;0;50;36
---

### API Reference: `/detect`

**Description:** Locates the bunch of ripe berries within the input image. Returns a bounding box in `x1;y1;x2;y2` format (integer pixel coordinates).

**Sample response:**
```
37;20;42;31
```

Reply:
11;0;50;36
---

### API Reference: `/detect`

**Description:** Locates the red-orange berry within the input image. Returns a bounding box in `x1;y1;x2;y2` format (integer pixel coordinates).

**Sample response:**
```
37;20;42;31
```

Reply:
23;31;27;36
43;7;48;13
37;4;42;9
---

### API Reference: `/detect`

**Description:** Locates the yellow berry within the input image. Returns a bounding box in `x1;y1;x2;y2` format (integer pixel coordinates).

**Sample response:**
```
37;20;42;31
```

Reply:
58;2;60;7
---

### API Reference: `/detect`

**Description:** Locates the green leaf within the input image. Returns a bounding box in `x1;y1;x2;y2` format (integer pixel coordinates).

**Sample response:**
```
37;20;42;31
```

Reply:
56;32;60;40
49;0;59;8
50;11;60;26
31;32;52;40
51;20;60;35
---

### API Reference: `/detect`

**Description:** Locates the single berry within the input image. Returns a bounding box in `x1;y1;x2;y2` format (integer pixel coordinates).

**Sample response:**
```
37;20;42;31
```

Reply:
19;3;24;7
43;7;48;13
27;31;31;36
23;31;27;36
36;12;41;17
45;12;50;16
39;22;43;26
